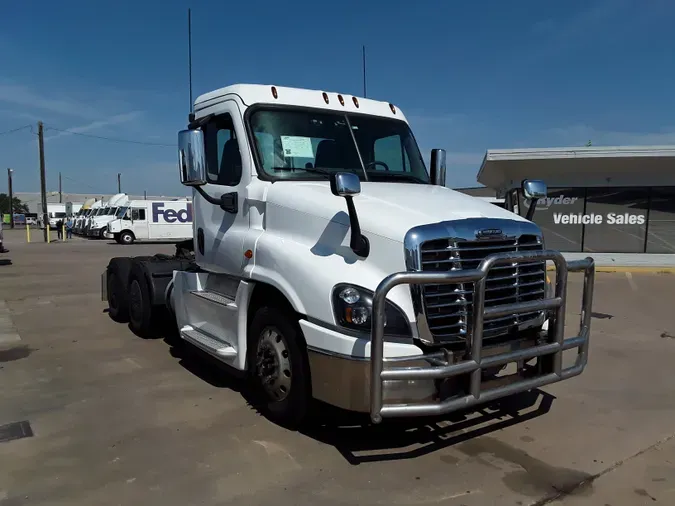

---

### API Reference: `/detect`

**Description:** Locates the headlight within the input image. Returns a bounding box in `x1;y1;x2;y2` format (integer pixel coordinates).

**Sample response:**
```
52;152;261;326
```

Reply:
332;283;412;339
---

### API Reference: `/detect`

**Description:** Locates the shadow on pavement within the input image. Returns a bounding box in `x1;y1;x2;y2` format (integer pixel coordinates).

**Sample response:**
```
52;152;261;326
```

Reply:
106;308;556;465
299;389;555;464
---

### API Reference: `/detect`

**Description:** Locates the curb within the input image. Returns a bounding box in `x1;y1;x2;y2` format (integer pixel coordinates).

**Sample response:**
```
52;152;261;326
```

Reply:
546;265;675;274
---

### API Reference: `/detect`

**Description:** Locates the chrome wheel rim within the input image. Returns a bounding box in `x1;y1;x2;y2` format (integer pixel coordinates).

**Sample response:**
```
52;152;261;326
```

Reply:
256;327;292;401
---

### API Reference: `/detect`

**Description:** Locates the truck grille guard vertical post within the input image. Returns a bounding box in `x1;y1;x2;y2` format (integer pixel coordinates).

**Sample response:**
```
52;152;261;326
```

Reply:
369;250;595;424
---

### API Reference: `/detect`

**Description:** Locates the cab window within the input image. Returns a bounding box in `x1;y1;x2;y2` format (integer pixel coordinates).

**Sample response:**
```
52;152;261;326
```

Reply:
131;208;146;221
204;113;242;186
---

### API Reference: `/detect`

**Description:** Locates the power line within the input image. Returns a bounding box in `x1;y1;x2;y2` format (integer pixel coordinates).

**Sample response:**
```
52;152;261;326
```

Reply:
0;124;32;136
44;126;176;147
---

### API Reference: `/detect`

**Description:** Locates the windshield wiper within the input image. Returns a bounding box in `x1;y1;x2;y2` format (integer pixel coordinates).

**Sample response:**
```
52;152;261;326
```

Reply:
272;166;332;178
365;172;428;184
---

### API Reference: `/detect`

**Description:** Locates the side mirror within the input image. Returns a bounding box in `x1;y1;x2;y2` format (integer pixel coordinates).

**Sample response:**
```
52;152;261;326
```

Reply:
522;179;547;199
429;149;447;186
521;179;547;221
178;129;207;186
329;172;369;258
330;172;361;197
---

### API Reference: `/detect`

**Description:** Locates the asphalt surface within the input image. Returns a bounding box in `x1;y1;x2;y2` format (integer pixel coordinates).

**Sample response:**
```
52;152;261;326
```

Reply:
1;229;674;506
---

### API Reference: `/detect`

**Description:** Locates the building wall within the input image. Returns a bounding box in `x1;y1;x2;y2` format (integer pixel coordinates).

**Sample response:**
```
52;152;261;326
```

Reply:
14;192;190;214
525;186;675;254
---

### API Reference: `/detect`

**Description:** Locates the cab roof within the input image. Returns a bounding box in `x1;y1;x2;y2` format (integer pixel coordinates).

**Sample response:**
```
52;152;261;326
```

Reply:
194;83;407;122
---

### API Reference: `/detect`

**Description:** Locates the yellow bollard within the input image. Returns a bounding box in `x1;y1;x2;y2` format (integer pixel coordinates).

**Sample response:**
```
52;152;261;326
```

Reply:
62;224;66;241
26;223;30;243
47;226;50;244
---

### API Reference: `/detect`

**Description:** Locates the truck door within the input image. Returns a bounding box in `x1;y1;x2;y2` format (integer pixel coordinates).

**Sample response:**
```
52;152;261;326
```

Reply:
131;207;148;239
195;101;249;275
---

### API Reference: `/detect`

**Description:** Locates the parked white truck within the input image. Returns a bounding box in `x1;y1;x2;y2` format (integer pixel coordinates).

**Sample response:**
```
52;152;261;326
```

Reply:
74;198;97;235
87;193;128;238
38;203;67;229
102;84;595;428
105;198;193;244
81;200;103;236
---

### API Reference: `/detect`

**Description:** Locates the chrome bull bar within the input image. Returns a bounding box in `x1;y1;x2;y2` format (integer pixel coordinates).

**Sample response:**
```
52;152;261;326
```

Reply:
369;250;595;424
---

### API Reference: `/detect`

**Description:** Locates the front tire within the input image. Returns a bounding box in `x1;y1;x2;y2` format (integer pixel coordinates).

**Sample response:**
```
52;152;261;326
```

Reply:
119;231;134;245
247;306;311;429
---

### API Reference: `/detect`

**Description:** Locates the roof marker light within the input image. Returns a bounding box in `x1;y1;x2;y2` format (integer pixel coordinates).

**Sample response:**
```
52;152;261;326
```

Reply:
322;92;329;104
271;86;278;99
338;94;345;106
352;96;359;108
389;103;396;114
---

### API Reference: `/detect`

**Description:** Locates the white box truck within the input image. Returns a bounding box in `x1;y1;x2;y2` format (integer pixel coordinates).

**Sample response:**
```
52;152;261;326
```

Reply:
102;84;595;429
38;203;67;229
105;198;193;244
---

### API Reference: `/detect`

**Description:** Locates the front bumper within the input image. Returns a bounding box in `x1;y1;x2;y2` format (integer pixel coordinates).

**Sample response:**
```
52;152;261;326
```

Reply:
305;250;594;424
367;250;595;424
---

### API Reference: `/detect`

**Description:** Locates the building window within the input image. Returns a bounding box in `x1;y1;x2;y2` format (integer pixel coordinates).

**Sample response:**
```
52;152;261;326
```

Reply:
646;187;675;253
583;188;649;253
531;187;585;252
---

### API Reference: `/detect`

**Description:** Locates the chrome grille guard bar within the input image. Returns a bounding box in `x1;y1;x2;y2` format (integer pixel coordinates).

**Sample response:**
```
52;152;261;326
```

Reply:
370;250;595;424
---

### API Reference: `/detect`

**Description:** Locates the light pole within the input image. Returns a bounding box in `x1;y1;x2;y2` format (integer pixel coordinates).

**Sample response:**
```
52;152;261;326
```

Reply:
7;168;14;229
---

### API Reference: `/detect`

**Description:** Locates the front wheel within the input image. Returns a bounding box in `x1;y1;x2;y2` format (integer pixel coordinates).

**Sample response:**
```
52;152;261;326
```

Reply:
119;231;134;245
247;306;311;429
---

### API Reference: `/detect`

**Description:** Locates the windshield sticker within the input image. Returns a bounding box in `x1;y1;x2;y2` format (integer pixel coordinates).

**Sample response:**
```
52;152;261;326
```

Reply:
280;136;314;158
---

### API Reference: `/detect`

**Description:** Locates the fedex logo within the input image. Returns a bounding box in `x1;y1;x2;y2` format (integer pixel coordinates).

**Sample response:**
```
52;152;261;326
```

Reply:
152;202;193;223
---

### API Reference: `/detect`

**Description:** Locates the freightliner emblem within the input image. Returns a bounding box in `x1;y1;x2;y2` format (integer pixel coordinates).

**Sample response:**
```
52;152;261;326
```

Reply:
476;228;504;239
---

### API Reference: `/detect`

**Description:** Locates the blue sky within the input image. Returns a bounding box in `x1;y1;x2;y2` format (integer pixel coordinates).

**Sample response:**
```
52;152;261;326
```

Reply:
1;0;674;196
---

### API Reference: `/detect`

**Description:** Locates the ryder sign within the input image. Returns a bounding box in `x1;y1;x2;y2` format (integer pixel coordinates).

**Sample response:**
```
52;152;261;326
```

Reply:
152;202;193;224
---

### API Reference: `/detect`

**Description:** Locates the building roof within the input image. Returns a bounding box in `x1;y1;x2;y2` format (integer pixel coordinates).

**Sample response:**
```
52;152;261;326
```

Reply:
477;145;675;191
194;83;406;122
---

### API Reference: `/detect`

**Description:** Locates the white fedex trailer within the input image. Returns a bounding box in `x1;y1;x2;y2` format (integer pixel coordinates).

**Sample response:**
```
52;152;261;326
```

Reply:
105;199;193;245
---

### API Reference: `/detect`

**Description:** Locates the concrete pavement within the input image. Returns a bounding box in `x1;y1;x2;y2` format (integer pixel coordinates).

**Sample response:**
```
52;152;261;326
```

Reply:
0;228;674;505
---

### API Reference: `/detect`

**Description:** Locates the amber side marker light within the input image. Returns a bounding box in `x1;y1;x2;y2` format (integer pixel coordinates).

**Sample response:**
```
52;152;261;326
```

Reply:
352;96;359;108
244;250;253;259
338;94;345;106
271;86;278;99
322;92;329;104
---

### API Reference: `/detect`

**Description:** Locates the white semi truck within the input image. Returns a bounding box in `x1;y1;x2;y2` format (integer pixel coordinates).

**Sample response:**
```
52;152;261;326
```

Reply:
87;193;128;238
105;198;193;244
73;198;97;235
102;84;595;428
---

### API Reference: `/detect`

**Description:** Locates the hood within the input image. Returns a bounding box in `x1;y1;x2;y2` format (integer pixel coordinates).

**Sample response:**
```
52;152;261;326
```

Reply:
265;181;529;243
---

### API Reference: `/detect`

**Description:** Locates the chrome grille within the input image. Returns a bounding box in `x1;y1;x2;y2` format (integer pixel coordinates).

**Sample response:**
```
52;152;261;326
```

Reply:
419;234;546;344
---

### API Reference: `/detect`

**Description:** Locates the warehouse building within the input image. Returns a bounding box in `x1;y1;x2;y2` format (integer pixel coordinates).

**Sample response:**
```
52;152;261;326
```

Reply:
456;145;675;255
13;192;188;215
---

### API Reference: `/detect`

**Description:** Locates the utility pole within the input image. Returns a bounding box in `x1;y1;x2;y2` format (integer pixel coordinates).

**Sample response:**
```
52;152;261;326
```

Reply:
58;171;62;203
7;168;14;229
362;45;367;98
117;173;121;193
38;121;48;242
144;190;147;200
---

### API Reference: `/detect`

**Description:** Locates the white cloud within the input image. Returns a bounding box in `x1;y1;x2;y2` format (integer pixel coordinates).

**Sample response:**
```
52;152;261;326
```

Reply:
0;83;101;119
541;124;675;147
44;111;144;142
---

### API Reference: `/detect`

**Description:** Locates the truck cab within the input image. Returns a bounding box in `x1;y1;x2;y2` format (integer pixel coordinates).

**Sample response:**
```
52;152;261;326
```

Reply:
103;84;595;428
88;193;128;238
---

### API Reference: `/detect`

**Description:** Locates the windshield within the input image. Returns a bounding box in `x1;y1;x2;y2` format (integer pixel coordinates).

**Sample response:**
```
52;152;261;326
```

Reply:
116;206;128;218
248;108;429;183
